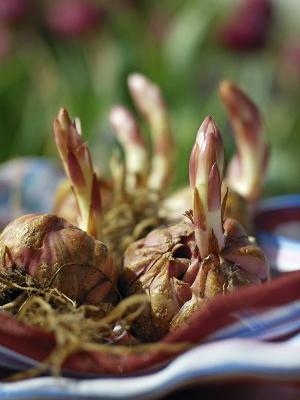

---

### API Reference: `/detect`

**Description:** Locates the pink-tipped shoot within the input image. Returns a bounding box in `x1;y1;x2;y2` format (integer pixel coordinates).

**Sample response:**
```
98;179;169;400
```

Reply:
53;108;102;239
189;116;225;258
109;105;148;189
219;80;269;201
127;73;174;191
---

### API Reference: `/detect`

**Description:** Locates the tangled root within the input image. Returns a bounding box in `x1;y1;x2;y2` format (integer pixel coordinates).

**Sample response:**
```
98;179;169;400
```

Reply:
0;271;190;381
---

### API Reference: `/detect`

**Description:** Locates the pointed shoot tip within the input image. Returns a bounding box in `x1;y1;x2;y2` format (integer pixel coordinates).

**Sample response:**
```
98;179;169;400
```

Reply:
58;108;71;130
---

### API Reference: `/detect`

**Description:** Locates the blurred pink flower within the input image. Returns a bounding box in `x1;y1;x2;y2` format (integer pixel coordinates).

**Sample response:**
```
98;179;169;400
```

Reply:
0;0;28;23
219;0;273;51
46;0;102;38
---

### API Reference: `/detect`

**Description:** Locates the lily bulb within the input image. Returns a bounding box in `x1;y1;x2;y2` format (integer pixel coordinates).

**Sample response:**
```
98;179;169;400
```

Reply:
0;214;118;305
122;116;269;341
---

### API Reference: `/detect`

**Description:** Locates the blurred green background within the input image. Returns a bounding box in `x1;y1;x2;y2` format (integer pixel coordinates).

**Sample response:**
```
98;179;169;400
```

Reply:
0;0;299;196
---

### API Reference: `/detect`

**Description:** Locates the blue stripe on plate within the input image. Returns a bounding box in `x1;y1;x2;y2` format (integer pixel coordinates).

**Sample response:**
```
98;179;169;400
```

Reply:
257;232;300;250
257;232;300;271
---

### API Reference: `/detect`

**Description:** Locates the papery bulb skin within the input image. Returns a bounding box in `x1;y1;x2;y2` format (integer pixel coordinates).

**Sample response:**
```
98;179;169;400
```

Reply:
0;214;118;305
122;219;269;341
122;222;194;341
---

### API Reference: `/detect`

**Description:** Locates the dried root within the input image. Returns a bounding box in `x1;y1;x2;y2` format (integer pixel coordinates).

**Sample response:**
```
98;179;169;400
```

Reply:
0;271;190;381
